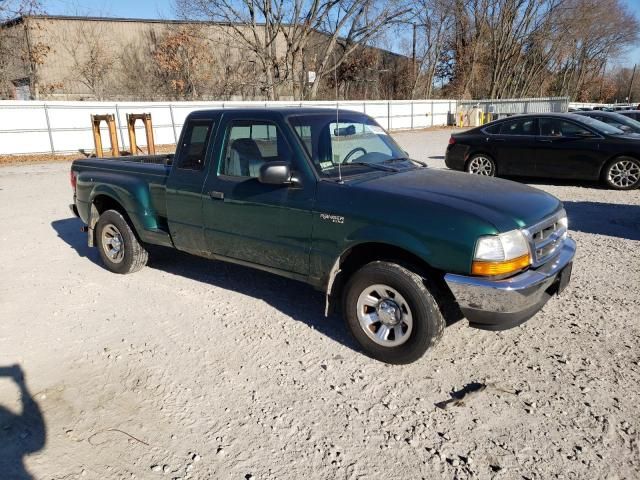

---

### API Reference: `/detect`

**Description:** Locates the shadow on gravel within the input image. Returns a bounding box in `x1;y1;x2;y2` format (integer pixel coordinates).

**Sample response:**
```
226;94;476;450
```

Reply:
506;176;605;189
51;218;101;265
563;201;640;241
0;365;46;480
51;217;359;352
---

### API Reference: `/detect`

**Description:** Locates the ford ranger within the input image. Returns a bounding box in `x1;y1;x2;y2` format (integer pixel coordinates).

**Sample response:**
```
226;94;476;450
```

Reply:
69;108;575;364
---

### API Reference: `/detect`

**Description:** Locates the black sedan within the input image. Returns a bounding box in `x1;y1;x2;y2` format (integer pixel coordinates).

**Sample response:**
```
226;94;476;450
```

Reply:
445;113;640;189
572;110;640;134
618;110;640;122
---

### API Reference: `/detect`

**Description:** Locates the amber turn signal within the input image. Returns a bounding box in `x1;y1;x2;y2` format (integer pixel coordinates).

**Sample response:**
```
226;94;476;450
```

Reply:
471;253;531;276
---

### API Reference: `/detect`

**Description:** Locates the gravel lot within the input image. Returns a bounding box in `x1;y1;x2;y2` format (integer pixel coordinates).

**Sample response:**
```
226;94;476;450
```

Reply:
1;129;639;480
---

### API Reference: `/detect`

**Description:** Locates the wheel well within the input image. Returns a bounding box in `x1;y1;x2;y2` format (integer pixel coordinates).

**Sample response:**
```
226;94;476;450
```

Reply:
93;194;126;216
329;242;462;324
338;243;438;283
91;195;141;244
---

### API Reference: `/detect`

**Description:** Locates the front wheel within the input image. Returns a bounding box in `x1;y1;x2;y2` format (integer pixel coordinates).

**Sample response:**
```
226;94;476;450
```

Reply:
342;262;445;364
466;154;496;176
95;209;148;274
603;156;640;190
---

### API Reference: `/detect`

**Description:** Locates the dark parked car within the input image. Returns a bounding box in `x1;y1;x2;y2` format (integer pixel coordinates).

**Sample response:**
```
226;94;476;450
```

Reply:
445;113;640;190
618;110;640;122
572;110;640;134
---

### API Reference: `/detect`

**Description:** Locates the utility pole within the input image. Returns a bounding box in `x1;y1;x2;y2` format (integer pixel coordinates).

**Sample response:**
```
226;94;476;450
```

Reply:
627;64;636;104
412;23;417;99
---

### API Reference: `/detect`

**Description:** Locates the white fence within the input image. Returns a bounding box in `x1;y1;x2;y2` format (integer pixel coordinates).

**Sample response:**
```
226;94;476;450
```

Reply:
0;99;458;155
0;97;584;155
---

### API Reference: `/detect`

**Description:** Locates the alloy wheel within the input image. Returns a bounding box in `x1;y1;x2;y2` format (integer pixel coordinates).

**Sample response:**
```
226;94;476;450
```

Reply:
101;224;125;264
356;284;413;347
467;156;495;176
608;159;640;188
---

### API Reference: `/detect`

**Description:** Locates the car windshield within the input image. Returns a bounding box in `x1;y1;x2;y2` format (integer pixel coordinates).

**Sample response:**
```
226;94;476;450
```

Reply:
288;112;408;177
612;113;640;130
576;115;625;135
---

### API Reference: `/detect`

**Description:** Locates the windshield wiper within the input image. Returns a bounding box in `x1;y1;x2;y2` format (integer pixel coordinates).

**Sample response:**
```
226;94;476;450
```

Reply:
384;157;427;167
342;161;399;172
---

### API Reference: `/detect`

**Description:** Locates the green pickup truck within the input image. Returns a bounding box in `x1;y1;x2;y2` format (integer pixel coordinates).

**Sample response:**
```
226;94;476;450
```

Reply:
70;108;575;364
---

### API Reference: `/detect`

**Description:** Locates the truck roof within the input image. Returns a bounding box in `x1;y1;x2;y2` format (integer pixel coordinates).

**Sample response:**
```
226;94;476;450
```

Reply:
188;107;366;119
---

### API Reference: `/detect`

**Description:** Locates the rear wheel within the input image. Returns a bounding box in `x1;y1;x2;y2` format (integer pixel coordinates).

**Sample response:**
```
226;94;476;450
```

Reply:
96;209;148;274
342;261;445;364
466;154;496;176
603;156;640;190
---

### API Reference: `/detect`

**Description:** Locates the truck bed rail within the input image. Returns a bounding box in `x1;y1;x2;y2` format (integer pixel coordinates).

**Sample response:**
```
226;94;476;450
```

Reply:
88;154;174;166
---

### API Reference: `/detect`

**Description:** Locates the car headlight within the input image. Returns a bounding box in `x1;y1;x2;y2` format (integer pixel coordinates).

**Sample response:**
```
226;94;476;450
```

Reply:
472;229;531;276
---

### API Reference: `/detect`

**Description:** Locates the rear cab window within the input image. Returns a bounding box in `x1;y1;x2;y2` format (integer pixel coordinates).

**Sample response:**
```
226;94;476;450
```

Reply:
175;119;215;170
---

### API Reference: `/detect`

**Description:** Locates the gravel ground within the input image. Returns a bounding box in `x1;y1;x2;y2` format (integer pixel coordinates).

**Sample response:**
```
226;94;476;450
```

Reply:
1;129;639;480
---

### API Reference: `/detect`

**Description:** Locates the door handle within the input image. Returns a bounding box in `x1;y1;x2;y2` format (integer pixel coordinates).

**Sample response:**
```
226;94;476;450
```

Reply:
537;139;553;143
208;191;224;200
494;138;506;142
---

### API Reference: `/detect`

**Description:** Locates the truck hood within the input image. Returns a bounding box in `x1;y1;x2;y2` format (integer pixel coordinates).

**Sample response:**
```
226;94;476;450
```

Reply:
353;168;562;232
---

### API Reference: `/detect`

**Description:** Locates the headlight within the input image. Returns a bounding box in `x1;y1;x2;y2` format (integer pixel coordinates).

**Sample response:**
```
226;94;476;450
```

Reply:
472;230;531;276
558;214;568;231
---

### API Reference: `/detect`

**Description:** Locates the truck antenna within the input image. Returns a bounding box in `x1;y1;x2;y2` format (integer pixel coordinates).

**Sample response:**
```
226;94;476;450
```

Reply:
335;54;343;184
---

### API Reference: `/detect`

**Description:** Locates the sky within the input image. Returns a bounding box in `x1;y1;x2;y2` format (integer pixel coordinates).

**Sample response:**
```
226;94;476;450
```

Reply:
622;0;640;66
41;0;174;20
38;0;640;66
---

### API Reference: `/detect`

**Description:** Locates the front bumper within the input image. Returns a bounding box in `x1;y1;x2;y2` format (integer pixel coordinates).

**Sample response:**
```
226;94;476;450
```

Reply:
444;238;576;330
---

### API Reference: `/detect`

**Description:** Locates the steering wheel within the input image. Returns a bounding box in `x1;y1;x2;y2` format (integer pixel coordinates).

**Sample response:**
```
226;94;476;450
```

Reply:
342;147;367;164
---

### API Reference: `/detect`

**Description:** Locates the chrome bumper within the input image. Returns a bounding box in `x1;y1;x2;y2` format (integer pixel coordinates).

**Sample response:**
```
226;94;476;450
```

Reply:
69;203;79;217
444;238;576;330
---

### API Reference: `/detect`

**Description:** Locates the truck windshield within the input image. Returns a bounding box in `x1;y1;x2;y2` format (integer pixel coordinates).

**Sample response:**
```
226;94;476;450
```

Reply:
288;113;408;177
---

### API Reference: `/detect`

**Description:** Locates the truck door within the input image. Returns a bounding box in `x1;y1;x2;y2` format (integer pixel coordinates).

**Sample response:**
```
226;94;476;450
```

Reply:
202;113;316;275
165;115;218;254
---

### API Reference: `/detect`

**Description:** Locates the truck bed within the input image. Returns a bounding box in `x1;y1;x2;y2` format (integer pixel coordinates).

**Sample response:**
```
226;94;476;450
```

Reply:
71;154;174;224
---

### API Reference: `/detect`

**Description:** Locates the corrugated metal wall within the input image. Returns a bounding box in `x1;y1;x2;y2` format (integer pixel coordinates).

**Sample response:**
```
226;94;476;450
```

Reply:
459;97;569;116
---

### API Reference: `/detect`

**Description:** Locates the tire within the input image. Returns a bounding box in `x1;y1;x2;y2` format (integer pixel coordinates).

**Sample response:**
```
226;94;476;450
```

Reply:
466;154;496;176
95;209;148;274
602;156;640;190
342;261;445;364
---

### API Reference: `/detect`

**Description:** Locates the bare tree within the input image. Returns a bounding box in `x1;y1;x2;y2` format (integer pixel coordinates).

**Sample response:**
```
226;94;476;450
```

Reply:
58;20;115;100
405;0;453;99
151;25;213;99
0;1;45;98
175;0;410;100
436;0;638;100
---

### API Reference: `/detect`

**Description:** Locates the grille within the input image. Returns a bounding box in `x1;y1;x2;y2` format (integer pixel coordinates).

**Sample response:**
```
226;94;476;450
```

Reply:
525;211;568;266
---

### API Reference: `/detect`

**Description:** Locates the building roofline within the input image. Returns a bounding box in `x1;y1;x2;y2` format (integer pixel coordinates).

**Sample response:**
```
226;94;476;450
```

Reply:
1;14;407;60
1;14;277;27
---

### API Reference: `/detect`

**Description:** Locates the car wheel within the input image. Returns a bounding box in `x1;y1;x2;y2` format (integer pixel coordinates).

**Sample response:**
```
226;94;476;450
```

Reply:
466;154;496;176
342;261;445;364
96;209;148;274
603;156;640;190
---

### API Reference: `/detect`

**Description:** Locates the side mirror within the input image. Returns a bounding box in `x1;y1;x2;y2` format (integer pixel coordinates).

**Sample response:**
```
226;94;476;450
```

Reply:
259;161;292;185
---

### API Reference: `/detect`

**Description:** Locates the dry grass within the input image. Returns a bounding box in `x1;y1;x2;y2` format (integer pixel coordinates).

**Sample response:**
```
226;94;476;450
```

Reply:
0;144;177;166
